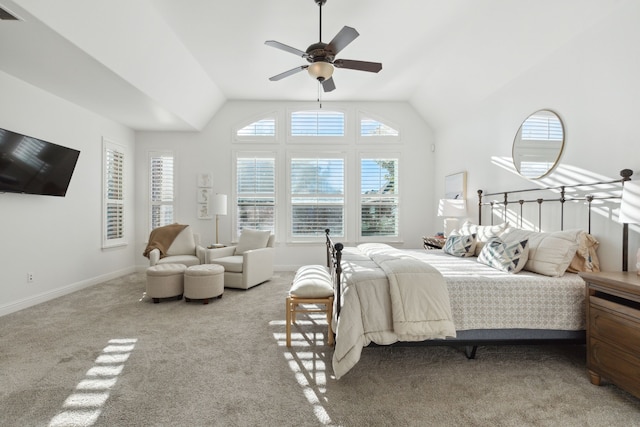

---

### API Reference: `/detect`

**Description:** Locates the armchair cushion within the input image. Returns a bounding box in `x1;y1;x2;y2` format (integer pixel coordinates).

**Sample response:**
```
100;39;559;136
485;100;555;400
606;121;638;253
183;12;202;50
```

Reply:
235;229;271;254
208;255;243;273
167;226;196;256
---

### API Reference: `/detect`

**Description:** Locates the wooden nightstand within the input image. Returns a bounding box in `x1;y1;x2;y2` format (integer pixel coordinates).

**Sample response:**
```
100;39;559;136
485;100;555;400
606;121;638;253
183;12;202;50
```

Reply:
580;271;640;399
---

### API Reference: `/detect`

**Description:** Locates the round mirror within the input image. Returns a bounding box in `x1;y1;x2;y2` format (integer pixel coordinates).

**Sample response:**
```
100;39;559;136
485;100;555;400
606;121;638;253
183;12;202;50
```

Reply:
512;109;565;179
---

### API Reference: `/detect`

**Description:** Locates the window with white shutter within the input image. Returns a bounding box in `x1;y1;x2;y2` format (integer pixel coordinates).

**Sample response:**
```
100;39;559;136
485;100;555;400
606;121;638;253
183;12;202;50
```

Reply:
360;156;399;238
102;140;126;248
235;153;276;239
290;110;345;137
149;152;175;230
289;156;345;239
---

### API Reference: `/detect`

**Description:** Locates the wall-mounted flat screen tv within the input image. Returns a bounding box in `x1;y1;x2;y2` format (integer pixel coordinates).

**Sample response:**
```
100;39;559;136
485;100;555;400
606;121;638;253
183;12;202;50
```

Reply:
0;127;80;197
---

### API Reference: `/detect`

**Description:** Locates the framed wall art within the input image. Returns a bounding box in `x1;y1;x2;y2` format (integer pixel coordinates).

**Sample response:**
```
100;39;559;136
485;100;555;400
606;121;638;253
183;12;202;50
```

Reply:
444;171;467;200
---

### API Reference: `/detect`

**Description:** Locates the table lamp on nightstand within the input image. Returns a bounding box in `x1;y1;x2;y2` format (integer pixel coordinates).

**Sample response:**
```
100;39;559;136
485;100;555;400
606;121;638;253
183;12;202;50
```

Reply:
619;180;640;274
437;199;467;237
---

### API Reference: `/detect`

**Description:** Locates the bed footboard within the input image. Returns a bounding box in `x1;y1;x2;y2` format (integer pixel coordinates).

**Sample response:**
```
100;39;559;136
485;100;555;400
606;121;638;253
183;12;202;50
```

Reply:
325;229;343;317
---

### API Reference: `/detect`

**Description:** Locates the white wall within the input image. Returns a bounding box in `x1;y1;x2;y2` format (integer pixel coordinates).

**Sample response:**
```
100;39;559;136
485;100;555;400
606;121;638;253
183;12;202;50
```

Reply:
135;101;435;270
430;1;640;272
0;71;136;316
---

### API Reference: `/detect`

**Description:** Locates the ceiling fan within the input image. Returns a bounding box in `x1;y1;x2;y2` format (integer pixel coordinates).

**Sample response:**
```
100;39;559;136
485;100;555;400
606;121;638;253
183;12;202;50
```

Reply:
265;0;382;92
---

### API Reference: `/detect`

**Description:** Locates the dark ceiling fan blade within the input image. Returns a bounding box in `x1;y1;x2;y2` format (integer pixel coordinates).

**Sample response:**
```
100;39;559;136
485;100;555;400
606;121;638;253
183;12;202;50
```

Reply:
264;40;308;58
269;66;308;81
333;59;382;73
321;76;336;92
325;26;359;55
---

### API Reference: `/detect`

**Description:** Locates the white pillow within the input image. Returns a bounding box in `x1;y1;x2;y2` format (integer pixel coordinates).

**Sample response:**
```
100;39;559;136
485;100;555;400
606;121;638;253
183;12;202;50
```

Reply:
235;229;271;254
443;233;477;257
477;238;529;273
290;265;334;298
459;221;509;256
166;226;195;256
501;228;580;277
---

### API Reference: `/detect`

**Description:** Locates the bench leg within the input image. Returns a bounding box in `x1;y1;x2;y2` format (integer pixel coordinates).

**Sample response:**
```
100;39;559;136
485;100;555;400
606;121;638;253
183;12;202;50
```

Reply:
286;297;292;347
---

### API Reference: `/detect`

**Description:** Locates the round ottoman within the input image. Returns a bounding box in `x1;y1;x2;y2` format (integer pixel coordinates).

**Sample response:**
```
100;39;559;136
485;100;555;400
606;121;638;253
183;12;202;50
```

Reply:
184;264;225;304
146;263;187;303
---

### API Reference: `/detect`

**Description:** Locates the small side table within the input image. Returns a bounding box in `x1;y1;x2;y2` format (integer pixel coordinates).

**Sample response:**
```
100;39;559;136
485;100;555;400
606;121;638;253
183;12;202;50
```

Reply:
423;236;446;250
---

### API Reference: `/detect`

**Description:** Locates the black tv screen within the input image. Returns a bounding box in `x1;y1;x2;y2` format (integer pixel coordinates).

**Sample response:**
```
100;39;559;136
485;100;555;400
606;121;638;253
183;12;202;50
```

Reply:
0;127;80;197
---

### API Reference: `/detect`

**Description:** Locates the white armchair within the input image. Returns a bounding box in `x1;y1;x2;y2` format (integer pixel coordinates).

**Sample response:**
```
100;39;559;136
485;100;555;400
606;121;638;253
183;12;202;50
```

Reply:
206;229;275;289
146;225;206;267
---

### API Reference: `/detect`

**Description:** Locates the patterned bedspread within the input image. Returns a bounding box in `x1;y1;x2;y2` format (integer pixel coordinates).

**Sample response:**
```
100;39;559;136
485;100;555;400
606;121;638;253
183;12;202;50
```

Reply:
333;244;586;379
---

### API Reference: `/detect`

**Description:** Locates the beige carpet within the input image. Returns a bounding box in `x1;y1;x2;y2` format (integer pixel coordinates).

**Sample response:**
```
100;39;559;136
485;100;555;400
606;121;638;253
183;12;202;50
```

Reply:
1;271;640;426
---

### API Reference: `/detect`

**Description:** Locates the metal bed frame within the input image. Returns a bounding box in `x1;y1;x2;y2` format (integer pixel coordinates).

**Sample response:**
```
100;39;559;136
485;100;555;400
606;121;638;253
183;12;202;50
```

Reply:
325;168;633;356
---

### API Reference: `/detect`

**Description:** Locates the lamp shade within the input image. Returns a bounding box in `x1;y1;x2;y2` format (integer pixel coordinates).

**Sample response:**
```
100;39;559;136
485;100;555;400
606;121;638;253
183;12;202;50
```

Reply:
620;181;640;224
438;199;467;217
307;61;334;81
212;194;228;216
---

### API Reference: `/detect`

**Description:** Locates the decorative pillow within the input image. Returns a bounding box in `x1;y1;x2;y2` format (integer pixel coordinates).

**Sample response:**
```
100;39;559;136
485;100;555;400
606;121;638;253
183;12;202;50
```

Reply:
459;221;510;256
501;228;580;277
290;265;334;298
443;233;477;257
477;238;529;273
566;231;601;273
166;226;196;256
235;229;271;255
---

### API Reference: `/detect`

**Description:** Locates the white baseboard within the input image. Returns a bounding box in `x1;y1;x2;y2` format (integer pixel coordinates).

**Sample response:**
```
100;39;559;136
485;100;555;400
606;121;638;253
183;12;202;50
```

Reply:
0;266;137;317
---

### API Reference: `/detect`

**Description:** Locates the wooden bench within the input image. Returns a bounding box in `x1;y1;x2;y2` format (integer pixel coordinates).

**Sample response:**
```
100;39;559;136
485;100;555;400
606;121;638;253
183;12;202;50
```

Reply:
286;265;335;347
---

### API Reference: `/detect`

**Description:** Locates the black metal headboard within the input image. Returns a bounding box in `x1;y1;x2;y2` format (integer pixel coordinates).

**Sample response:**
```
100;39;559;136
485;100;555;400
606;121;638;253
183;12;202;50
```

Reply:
477;169;633;271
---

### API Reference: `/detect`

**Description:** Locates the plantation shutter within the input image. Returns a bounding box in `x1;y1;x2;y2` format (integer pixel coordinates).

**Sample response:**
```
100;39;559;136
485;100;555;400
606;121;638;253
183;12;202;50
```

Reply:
360;158;399;237
290;157;344;237
236;156;276;237
103;142;125;247
150;153;174;229
290;111;344;136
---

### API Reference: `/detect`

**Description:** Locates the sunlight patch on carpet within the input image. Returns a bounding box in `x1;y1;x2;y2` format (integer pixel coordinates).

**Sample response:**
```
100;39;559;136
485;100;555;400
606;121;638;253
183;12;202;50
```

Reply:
48;338;137;427
273;312;334;425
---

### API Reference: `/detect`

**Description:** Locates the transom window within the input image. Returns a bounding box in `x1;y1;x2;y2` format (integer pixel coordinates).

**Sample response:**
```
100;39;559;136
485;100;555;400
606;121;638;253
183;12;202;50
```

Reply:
290;110;344;137
360;117;399;137
237;118;276;137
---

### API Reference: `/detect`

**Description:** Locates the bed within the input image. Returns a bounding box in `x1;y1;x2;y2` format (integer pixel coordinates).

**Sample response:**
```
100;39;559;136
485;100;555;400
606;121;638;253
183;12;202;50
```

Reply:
326;169;634;379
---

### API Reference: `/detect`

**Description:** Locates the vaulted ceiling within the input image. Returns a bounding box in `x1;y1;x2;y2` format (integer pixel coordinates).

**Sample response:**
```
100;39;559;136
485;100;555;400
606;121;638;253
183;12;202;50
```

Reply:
0;0;625;131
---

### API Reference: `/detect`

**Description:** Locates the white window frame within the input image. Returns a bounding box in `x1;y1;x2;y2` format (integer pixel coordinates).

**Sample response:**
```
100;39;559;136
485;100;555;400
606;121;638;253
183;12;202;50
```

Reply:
102;138;127;248
148;150;175;232
233;151;277;241
358;153;401;242
287;151;346;242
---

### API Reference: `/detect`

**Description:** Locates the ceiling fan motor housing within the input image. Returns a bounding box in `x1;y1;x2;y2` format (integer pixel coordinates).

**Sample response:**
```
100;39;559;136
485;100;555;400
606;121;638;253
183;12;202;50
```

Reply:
306;42;335;63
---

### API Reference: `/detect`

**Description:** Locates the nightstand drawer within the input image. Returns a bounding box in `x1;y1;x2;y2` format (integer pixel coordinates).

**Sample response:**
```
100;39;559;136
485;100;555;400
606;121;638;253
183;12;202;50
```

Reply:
589;301;640;355
590;337;640;398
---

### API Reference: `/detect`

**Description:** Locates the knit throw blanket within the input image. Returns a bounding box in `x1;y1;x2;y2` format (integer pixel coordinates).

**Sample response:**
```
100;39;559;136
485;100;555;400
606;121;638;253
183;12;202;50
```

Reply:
143;223;188;259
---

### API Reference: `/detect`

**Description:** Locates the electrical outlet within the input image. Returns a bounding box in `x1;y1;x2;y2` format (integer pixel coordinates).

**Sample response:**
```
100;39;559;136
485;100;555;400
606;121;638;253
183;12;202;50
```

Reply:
27;272;34;283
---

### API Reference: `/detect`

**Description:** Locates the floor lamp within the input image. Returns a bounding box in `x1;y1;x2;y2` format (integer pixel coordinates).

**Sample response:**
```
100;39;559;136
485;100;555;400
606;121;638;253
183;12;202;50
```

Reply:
212;194;227;245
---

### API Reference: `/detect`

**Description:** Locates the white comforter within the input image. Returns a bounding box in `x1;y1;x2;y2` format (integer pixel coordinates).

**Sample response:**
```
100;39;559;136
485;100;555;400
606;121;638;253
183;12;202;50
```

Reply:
331;244;586;379
333;244;456;379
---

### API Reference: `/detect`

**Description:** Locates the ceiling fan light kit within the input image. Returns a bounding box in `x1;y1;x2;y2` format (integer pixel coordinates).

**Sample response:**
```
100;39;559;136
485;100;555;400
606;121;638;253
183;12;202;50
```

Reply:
265;0;382;92
308;62;334;81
